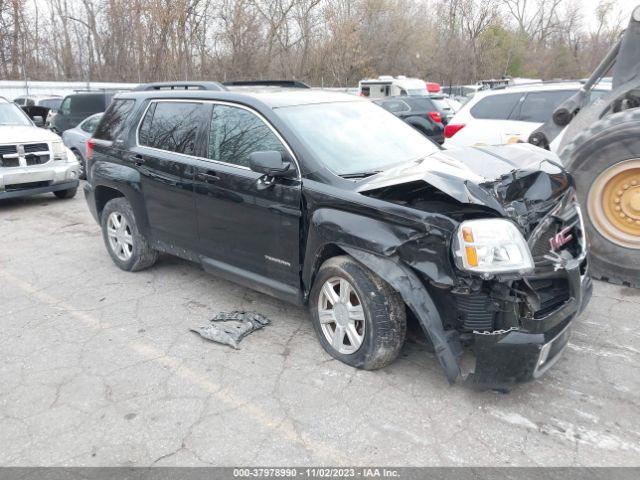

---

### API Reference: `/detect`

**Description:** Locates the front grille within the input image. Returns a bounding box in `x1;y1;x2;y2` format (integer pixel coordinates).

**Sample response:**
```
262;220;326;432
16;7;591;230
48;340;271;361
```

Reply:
4;181;51;191
23;143;48;153
456;293;495;331
0;143;50;168
0;157;20;167
0;145;17;155
25;155;50;166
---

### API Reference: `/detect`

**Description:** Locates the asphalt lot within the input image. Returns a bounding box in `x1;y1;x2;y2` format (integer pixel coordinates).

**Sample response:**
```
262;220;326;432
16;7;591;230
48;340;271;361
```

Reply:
1;184;639;467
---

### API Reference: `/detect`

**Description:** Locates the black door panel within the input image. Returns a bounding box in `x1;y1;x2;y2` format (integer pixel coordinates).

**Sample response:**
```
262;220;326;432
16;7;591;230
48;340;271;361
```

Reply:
193;159;302;290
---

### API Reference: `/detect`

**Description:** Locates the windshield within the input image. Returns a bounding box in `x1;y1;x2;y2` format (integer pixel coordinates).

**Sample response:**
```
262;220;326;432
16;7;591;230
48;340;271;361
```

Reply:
276;101;439;176
0;103;32;126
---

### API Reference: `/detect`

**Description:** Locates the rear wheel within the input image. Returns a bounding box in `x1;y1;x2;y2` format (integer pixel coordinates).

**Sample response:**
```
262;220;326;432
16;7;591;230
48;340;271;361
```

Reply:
101;197;158;272
560;109;640;287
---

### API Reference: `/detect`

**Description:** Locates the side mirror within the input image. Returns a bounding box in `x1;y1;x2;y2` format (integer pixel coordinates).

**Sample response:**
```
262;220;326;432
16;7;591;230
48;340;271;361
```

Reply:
249;151;294;177
33;116;44;127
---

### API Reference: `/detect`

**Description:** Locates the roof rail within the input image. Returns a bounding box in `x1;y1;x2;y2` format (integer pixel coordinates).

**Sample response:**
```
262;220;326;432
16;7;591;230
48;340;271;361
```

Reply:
222;80;310;89
489;79;580;90
133;81;226;91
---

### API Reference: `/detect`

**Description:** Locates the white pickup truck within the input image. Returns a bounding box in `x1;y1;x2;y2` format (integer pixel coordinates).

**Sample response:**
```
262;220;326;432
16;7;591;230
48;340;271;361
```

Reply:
0;97;80;200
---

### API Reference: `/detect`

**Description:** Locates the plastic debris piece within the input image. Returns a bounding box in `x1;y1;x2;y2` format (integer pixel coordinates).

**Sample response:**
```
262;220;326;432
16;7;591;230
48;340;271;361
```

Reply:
190;311;271;349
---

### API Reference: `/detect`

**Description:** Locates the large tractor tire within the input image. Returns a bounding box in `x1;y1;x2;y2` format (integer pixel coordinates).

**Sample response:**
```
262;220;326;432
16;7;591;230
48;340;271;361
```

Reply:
560;109;640;287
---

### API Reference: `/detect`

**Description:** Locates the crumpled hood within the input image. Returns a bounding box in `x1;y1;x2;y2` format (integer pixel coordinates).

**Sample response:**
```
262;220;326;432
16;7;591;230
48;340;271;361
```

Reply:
0;125;61;144
358;143;573;228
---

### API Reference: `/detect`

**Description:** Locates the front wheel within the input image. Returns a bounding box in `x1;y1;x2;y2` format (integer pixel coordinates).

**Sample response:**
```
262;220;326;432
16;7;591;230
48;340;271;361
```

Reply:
54;187;77;199
309;255;406;370
100;197;158;272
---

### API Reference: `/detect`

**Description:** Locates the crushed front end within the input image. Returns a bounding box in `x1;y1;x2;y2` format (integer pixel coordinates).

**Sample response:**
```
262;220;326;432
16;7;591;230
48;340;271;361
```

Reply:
357;144;593;389
444;187;592;389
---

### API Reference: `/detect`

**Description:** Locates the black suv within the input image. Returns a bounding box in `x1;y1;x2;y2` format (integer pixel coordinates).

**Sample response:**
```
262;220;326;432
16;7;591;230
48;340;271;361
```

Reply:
374;96;446;144
84;83;592;389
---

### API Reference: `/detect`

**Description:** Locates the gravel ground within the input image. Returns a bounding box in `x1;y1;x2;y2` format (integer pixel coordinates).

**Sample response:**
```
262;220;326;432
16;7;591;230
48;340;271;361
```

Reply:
1;187;639;466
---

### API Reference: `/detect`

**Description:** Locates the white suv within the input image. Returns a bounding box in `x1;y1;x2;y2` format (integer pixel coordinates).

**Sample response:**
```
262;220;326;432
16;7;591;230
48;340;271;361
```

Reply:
0;97;80;200
442;82;610;151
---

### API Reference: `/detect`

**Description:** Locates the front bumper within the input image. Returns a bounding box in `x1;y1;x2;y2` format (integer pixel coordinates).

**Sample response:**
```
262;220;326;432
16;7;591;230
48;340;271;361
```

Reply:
465;261;592;390
0;159;81;200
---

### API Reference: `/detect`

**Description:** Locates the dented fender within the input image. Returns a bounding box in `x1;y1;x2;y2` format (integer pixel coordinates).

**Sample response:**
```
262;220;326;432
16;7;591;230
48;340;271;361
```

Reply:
341;247;462;383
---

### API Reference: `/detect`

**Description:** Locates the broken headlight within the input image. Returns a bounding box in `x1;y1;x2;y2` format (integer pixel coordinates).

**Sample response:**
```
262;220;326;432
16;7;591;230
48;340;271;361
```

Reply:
453;219;534;275
51;141;67;161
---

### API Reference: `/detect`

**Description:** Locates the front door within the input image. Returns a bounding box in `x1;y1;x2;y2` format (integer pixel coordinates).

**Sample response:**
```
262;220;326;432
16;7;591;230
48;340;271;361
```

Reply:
193;103;302;299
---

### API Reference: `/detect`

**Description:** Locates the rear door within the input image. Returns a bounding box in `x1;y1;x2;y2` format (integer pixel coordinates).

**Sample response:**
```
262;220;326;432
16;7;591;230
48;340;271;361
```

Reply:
131;100;207;252
193;102;302;297
501;89;576;143
450;92;524;146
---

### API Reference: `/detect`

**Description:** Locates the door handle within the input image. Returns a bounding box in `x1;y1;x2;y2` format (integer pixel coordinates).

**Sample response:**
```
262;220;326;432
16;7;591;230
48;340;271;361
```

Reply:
197;171;220;183
130;154;146;166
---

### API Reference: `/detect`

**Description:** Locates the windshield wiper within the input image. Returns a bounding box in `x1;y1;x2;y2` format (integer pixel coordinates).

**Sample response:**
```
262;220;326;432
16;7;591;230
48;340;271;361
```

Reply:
340;170;382;179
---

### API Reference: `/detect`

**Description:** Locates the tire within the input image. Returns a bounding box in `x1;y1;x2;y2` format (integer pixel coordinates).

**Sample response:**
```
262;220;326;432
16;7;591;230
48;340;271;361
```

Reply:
100;197;158;272
560;109;640;287
309;255;406;370
54;187;77;199
72;149;86;180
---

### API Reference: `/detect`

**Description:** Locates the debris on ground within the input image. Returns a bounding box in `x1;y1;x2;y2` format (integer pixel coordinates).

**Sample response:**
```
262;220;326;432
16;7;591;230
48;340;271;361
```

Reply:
190;311;271;349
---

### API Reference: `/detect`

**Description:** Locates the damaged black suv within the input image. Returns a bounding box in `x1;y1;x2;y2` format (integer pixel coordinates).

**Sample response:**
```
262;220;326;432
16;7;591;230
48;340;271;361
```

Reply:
84;81;592;389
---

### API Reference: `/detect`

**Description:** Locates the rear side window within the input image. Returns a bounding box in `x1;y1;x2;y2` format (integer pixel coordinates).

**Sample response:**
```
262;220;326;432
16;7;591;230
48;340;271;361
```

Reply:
208;104;285;167
378;100;410;113
93;99;135;141
70;94;105;113
470;93;522;120
404;98;435;111
39;98;62;110
138;101;206;155
517;90;575;122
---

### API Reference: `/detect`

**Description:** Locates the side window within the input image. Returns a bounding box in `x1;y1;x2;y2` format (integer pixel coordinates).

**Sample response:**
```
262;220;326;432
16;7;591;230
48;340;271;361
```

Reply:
138;101;205;155
208;104;285;168
361;87;370;97
26;99;35;107
93;99;135;141
14;98;25;106
60;97;71;115
379;100;409;113
517;90;575;123
470;93;522;120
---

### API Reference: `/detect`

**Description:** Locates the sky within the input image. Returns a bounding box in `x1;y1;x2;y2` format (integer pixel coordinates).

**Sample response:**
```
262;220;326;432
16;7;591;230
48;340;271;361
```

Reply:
578;0;635;29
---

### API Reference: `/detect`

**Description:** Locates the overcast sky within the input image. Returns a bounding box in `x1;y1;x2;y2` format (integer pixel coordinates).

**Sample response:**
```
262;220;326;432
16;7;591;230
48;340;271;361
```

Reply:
577;0;635;29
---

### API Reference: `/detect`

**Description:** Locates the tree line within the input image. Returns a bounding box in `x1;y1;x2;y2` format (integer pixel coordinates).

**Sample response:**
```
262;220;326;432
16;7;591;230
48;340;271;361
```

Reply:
0;0;626;88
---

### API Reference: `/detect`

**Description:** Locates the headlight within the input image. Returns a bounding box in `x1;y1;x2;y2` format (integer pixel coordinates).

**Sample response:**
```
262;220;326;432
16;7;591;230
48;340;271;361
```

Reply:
51;141;66;161
453;219;534;275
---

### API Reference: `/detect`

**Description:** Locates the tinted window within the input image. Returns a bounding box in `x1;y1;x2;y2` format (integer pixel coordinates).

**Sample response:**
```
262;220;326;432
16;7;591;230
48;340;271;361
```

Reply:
404;98;436;112
14;98;25;106
470;93;522;120
208;105;285;167
70;94;105;113
517;90;575;122
138;101;205;155
93;99;135;141
361;87;370;97
378;100;410;113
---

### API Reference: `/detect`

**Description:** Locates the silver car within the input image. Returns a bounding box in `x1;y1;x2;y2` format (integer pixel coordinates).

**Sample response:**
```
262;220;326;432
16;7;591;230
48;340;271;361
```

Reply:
61;113;102;179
